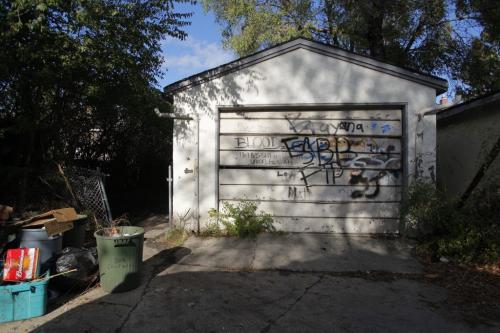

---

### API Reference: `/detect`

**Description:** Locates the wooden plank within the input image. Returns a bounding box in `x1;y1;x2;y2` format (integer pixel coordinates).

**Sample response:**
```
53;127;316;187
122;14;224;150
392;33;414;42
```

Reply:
220;110;402;120
217;109;404;233
219;150;401;170
270;217;400;233
220;200;400;218
219;168;402;186
219;184;401;202
220;135;402;153
220;118;402;136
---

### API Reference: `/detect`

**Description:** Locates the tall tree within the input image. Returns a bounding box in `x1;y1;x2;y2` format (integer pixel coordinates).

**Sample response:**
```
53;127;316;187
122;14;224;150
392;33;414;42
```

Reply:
0;0;191;167
454;0;500;96
203;0;457;77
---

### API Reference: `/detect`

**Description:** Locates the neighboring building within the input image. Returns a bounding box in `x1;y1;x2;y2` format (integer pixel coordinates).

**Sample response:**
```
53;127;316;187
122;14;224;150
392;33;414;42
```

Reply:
437;91;500;202
163;38;447;233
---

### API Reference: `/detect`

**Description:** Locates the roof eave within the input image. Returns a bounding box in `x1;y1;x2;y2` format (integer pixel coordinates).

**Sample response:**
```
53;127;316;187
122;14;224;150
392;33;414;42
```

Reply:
164;38;448;96
437;90;500;122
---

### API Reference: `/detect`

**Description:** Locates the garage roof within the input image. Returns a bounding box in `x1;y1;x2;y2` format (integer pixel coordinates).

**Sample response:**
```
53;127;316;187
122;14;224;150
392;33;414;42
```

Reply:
164;37;448;96
437;90;500;122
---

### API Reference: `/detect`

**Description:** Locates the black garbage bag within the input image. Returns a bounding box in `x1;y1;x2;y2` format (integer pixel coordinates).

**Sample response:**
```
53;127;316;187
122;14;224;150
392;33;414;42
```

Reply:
55;247;98;287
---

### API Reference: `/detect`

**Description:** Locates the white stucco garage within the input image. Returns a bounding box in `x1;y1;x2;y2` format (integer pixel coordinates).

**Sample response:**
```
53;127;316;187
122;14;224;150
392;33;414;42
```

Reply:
163;38;447;233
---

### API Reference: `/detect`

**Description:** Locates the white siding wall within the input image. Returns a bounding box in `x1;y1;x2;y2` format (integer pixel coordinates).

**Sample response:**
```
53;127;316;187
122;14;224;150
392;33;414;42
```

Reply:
171;47;437;232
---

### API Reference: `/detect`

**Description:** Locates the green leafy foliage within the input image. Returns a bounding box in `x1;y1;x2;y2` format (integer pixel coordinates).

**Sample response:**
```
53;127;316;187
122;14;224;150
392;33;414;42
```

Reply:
0;0;191;165
402;182;462;237
0;0;192;209
203;0;456;74
454;0;500;97
206;201;274;238
203;0;500;98
402;182;500;264
199;216;225;237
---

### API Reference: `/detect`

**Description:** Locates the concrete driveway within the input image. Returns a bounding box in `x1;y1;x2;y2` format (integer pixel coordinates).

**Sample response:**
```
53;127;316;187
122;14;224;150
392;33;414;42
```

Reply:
2;229;498;333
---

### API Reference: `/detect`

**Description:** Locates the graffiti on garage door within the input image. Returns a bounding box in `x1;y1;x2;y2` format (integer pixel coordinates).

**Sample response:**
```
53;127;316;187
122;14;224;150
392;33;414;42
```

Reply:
218;109;403;233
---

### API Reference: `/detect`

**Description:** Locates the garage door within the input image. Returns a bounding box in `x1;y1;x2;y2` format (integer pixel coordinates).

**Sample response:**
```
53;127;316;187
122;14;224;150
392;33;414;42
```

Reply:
218;108;403;233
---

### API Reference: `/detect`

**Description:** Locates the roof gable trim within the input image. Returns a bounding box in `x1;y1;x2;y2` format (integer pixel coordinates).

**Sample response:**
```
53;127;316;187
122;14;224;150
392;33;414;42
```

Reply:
164;38;448;95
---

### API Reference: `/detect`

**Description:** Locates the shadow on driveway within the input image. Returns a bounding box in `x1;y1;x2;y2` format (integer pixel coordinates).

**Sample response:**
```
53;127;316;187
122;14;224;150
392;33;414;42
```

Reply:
2;234;498;332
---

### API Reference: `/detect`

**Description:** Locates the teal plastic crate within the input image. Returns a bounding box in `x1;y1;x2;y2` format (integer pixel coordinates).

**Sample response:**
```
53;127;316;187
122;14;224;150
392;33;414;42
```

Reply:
0;273;50;323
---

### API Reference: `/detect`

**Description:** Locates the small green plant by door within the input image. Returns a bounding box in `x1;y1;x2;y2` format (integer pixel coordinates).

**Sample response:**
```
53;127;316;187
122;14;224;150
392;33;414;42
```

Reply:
206;201;274;238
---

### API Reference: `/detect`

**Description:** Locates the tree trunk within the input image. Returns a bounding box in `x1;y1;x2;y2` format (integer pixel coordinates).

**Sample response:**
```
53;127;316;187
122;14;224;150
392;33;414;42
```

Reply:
364;0;386;59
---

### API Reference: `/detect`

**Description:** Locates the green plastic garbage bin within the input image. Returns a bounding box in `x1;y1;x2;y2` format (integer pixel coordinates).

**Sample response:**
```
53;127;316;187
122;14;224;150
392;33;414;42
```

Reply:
94;226;144;293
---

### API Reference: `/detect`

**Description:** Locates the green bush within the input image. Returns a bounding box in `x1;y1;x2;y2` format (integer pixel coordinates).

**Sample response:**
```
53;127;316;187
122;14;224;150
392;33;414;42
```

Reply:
401;182;462;237
402;182;500;264
206;201;274;238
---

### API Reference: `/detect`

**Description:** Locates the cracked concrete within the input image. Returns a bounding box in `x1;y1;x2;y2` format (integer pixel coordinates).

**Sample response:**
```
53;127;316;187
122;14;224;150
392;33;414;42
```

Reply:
1;228;498;332
261;274;325;333
115;262;159;332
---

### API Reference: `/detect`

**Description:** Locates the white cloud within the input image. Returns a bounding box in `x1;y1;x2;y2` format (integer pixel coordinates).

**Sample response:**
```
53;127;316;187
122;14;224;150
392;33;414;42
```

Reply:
162;37;235;76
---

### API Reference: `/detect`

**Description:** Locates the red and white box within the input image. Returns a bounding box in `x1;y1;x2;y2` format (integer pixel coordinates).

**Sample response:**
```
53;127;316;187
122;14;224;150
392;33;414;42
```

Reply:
3;248;40;281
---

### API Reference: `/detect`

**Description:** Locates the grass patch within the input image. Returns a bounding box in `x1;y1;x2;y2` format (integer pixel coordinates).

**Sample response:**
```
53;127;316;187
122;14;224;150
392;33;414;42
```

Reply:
165;226;189;247
198;220;226;237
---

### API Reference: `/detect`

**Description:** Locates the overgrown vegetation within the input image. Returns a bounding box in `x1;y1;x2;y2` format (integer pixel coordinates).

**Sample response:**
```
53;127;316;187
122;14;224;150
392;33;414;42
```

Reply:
402;182;500;264
203;0;500;98
204;201;275;238
0;1;192;214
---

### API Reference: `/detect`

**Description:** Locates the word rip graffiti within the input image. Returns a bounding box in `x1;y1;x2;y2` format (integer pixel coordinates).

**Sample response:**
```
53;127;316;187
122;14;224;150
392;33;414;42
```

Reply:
281;136;400;199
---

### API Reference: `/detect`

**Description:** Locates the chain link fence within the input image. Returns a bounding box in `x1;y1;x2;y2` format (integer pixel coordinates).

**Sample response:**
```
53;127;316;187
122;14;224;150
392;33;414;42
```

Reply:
65;166;112;226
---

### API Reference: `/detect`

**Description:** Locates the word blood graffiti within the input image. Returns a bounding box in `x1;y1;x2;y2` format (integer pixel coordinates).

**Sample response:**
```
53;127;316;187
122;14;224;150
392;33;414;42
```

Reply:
234;136;281;150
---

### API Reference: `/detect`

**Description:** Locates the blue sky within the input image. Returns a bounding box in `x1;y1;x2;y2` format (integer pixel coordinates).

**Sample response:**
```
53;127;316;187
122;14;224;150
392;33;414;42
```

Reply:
158;2;482;97
158;2;235;88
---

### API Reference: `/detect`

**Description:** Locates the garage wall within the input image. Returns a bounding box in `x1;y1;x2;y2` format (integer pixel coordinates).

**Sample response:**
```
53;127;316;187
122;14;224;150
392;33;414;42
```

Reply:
171;47;437;232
